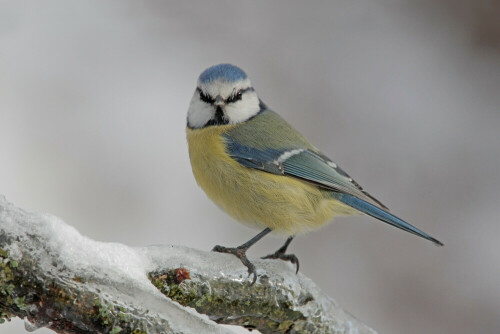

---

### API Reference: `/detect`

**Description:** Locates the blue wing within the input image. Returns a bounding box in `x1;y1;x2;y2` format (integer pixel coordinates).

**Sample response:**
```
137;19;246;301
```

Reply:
224;133;443;246
224;135;387;209
333;193;443;245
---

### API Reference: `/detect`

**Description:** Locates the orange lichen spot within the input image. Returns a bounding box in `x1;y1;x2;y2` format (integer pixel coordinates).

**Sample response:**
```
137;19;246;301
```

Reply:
174;268;191;283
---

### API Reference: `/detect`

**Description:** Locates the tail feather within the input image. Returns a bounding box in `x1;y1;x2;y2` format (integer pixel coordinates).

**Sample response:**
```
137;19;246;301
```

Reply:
334;193;443;246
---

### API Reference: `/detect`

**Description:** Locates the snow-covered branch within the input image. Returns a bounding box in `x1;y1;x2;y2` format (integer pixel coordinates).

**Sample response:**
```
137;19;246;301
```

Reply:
0;196;376;334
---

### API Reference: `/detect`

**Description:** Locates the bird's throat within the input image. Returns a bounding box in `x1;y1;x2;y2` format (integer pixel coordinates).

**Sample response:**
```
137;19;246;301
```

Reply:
205;107;228;127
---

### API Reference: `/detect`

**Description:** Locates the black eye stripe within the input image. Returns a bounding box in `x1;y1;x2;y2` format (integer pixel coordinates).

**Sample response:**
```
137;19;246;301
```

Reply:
226;93;240;104
196;87;254;104
196;87;215;104
227;87;254;103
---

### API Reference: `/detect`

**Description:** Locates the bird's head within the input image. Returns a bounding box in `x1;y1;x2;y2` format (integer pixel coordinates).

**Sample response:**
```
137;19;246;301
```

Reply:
187;64;262;128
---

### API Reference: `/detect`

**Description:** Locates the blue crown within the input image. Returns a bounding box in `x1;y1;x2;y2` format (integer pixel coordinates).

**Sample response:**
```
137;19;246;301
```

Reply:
199;64;248;83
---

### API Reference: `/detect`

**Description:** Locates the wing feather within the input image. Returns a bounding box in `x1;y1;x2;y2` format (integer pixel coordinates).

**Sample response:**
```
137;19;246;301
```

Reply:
224;135;388;210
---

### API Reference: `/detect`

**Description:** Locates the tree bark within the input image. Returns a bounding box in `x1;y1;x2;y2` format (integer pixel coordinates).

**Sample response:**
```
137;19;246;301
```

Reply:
0;196;376;334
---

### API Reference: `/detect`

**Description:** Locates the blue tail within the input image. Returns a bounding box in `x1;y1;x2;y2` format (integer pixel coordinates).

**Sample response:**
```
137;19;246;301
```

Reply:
334;193;443;246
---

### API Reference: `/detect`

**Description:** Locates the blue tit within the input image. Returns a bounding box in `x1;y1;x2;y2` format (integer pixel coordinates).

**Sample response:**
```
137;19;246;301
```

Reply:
186;64;442;284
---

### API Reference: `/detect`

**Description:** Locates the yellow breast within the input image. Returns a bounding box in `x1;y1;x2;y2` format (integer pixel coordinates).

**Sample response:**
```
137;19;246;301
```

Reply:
186;125;356;235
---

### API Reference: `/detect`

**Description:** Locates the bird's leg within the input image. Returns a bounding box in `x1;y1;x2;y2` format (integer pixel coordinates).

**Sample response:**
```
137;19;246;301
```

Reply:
212;228;272;285
261;236;299;274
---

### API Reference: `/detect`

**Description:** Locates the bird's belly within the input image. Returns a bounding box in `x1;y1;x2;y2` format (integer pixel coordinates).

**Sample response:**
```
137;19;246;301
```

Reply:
187;127;357;234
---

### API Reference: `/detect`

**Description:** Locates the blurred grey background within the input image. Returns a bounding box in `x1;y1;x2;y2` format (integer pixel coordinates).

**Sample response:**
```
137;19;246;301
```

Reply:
1;1;499;333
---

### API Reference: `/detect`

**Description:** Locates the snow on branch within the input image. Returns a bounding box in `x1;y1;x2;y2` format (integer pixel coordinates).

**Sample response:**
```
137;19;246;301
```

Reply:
0;196;376;334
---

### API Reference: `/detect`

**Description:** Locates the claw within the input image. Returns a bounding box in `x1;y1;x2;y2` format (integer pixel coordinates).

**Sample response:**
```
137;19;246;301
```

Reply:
212;244;258;285
210;228;272;286
261;236;300;274
248;266;257;285
212;245;226;252
262;252;300;274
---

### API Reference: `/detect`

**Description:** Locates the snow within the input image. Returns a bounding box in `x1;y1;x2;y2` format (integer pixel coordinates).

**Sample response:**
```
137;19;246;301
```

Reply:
0;195;374;333
0;195;233;334
0;195;155;293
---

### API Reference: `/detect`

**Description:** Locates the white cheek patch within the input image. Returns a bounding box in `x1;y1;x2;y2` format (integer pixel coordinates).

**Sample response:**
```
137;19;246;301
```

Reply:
187;94;214;128
224;92;260;125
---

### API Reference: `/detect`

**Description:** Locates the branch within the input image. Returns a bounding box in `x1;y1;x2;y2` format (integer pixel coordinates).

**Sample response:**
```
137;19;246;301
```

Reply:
0;196;376;334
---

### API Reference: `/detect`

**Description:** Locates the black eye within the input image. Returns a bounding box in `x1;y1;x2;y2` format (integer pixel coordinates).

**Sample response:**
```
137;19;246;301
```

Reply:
197;88;214;104
226;91;243;104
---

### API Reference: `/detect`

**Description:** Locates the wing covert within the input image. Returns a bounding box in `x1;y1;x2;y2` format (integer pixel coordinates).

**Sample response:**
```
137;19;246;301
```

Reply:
281;150;388;209
224;134;388;210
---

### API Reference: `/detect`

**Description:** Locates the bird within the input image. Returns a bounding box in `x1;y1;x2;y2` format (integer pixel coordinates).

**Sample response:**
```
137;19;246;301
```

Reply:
186;63;443;285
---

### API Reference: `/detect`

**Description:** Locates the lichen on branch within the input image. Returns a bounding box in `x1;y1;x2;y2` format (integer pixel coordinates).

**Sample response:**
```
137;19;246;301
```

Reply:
0;196;376;334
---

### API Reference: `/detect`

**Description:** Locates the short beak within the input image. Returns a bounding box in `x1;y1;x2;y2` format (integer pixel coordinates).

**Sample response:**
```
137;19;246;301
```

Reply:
214;95;224;107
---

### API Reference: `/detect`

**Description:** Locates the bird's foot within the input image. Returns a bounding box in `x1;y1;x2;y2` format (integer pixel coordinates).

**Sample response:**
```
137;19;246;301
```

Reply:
261;251;299;274
212;245;258;285
261;237;299;274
